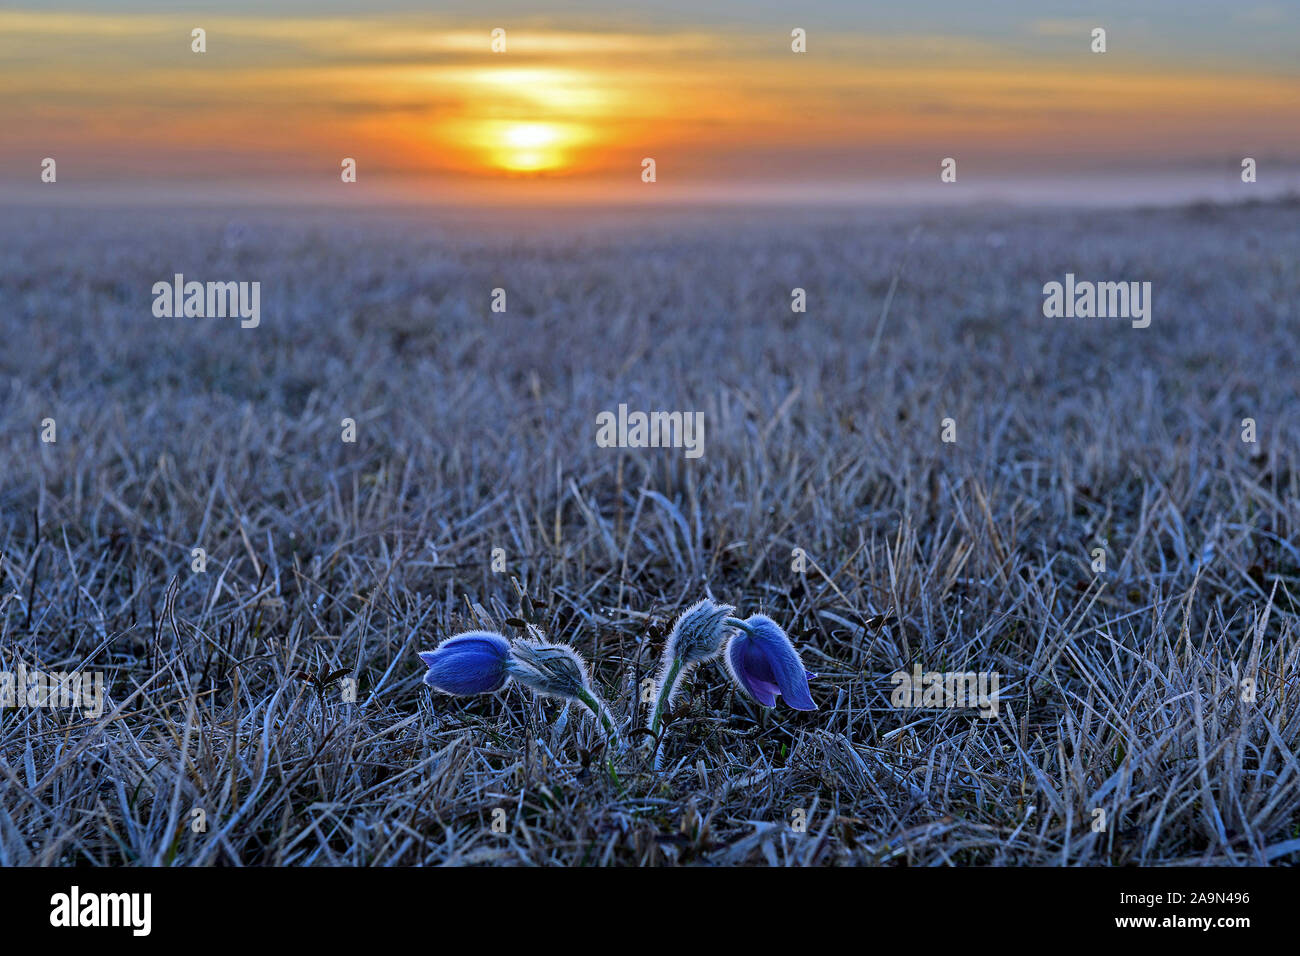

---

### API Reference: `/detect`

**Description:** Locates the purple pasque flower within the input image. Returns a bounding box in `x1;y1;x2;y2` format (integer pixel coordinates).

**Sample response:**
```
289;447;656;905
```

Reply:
723;614;817;711
417;631;511;696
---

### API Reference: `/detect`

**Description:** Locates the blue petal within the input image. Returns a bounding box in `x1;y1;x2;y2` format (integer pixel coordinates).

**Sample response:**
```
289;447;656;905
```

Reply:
437;633;511;657
418;631;510;696
742;615;817;711
727;635;779;706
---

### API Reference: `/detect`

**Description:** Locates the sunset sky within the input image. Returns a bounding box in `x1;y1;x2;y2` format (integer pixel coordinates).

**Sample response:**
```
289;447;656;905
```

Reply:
4;1;1299;204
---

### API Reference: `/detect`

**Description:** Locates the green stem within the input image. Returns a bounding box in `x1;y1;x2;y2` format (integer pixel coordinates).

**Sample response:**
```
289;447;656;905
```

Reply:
648;656;684;740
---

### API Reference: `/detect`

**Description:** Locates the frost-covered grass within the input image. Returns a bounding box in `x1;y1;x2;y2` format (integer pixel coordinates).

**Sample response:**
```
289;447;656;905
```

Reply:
1;198;1298;865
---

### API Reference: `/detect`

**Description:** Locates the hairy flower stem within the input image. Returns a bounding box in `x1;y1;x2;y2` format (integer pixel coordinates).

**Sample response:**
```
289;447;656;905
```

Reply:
648;655;688;771
649;656;684;740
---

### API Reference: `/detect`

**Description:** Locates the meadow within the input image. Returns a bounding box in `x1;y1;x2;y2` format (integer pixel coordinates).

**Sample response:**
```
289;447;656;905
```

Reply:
1;197;1298;865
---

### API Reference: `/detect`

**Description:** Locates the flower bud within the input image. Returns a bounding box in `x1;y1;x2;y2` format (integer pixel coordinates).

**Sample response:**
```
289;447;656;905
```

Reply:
723;615;816;711
664;598;736;665
416;631;511;696
505;639;592;701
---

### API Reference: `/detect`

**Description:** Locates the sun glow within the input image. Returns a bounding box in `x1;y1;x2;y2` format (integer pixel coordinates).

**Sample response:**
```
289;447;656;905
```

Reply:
486;121;580;173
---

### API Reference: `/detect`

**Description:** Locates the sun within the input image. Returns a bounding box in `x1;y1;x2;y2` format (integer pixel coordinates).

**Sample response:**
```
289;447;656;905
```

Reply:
489;121;575;173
